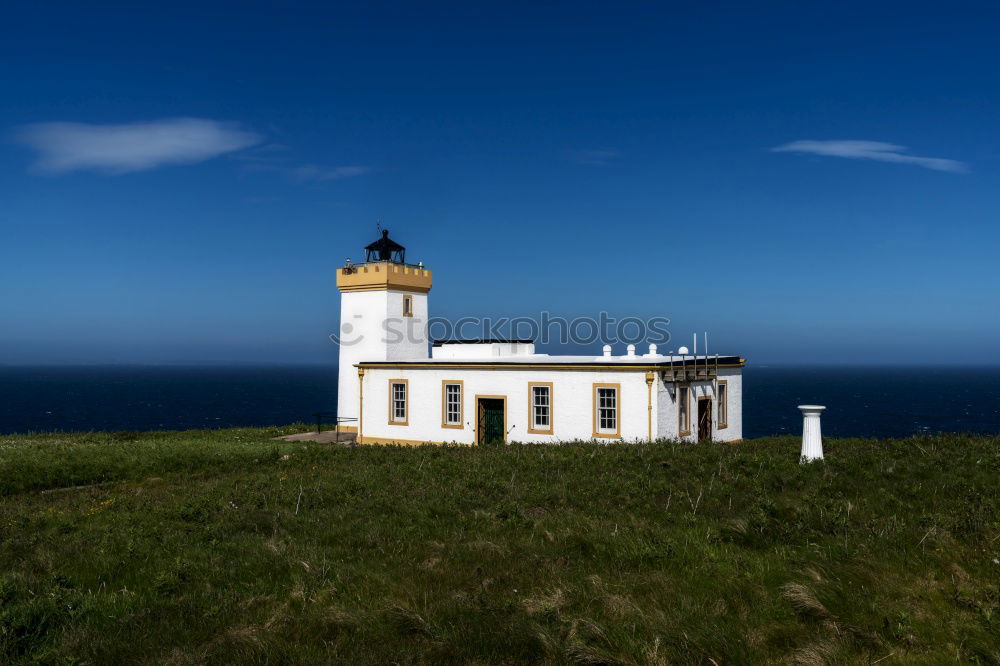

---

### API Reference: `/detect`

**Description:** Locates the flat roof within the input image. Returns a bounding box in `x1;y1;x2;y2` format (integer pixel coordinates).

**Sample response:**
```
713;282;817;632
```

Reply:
431;338;534;346
358;354;745;369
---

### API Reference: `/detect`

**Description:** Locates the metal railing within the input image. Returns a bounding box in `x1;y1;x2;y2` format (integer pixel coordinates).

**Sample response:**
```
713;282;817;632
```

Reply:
340;260;426;274
660;354;720;383
311;413;357;442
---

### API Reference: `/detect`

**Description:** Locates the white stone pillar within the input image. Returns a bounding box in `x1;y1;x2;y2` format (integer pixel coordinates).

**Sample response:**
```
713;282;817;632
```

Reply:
798;405;825;462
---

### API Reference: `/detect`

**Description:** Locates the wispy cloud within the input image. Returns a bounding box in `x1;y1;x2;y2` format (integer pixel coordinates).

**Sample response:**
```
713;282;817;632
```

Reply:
290;164;372;181
235;146;371;183
14;118;262;174
569;149;621;165
771;140;966;173
234;143;291;164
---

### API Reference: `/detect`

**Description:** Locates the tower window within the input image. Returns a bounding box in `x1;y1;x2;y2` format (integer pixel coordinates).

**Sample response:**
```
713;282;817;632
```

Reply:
678;385;691;436
528;382;553;434
389;379;408;425
402;295;413;317
593;383;620;438
442;381;463;428
717;381;728;429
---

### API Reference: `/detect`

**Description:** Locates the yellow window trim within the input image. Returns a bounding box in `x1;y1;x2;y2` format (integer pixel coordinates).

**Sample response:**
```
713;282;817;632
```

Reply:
441;379;464;429
527;381;554;435
387;378;408;426
592;382;621;439
717;380;728;429
678;385;691;437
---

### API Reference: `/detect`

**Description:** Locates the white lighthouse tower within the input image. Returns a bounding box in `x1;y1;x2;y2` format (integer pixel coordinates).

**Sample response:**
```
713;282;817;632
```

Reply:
335;230;432;430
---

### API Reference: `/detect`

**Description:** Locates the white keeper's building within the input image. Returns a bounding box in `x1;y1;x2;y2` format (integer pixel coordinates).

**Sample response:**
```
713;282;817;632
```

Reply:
337;231;744;445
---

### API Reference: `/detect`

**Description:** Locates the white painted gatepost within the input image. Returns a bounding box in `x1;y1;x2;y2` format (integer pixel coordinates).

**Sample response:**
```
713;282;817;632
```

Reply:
798;405;826;462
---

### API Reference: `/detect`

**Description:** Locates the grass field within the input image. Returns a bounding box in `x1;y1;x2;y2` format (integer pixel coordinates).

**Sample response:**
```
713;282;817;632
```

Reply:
1;427;997;664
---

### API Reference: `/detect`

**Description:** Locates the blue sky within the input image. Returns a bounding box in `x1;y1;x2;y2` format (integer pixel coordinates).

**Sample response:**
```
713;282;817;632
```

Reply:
2;1;998;365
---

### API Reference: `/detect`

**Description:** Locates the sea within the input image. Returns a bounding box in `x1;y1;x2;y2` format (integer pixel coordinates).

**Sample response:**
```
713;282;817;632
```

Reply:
0;365;998;439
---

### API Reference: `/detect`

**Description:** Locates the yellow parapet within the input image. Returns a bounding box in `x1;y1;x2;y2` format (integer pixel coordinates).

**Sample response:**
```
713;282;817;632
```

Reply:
336;262;433;293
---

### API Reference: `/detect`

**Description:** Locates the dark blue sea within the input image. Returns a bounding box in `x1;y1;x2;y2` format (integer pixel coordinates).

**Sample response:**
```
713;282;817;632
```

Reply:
0;366;998;439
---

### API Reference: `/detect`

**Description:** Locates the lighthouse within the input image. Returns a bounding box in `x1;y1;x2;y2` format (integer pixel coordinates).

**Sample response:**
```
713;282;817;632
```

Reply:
334;229;743;445
335;230;433;430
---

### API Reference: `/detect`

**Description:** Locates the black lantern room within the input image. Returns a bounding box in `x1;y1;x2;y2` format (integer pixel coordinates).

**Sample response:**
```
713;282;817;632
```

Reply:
364;229;406;264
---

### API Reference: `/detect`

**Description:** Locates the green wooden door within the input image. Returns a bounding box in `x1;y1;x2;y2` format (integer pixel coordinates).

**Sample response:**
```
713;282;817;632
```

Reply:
478;399;505;445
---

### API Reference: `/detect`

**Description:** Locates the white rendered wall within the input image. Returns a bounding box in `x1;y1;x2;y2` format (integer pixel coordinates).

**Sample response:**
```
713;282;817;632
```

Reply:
654;368;742;442
718;368;743;441
337;290;429;423
359;368;651;444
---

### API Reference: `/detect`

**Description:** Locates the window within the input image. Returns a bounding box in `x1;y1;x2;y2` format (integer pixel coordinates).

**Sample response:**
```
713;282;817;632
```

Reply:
389;379;408;425
593;383;620;438
717;381;728;429
442;381;463;428
402;295;413;317
678;385;690;436
528;382;553;434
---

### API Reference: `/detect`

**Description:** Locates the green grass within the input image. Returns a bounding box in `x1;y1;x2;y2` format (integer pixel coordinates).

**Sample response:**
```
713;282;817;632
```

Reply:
1;427;997;664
